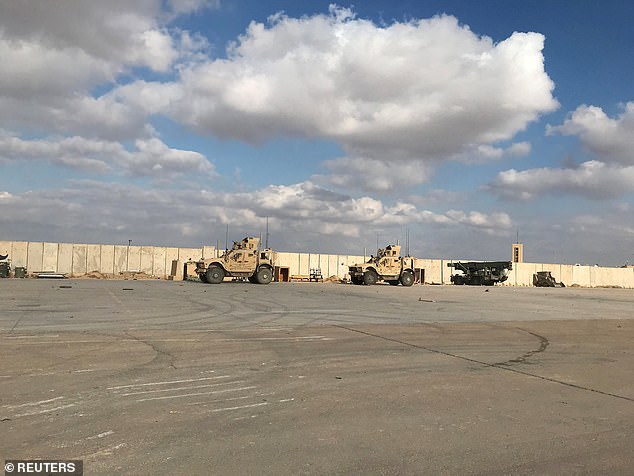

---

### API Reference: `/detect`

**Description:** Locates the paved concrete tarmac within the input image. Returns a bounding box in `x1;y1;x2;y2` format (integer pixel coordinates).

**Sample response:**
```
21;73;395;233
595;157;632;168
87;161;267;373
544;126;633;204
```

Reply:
1;280;633;475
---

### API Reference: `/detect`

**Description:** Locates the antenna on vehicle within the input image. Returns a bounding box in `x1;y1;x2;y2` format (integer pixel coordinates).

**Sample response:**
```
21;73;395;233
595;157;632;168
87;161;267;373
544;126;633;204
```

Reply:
225;224;229;252
265;216;269;248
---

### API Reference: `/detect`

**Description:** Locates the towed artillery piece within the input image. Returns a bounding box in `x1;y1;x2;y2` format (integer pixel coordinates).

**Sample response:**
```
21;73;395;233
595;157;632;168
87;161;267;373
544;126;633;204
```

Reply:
195;236;274;284
349;245;415;286
447;261;512;286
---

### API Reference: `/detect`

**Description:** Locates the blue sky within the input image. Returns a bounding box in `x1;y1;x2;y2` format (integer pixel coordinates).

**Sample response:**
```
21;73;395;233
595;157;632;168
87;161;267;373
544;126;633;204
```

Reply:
1;1;633;266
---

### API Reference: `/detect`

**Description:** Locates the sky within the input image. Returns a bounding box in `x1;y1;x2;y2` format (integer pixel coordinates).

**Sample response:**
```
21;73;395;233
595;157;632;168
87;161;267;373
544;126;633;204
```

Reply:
0;0;633;266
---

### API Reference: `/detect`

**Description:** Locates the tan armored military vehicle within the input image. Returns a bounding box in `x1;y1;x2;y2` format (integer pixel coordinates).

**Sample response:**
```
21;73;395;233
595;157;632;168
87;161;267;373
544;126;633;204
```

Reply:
349;244;415;286
195;236;274;284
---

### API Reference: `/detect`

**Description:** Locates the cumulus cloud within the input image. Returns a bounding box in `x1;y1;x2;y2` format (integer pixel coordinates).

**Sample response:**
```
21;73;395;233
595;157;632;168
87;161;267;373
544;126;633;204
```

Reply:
491;104;634;200
160;7;556;190
187;10;555;143
0;1;210;140
489;161;634;200
0;2;180;72
547;103;634;166
314;157;434;192
0;180;512;248
0;132;214;179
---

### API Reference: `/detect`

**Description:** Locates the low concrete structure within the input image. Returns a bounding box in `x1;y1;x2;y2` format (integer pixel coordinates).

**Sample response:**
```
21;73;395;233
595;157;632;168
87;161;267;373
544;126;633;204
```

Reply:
0;239;633;288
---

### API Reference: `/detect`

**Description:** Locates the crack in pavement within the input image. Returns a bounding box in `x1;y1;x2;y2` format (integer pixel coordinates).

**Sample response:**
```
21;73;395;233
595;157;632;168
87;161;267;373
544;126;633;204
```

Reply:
333;324;634;403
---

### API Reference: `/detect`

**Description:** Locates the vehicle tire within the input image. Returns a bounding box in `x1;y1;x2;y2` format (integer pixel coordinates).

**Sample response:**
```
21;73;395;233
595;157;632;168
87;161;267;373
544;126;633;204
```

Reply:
351;276;362;285
206;265;225;284
400;271;414;287
388;280;400;286
248;276;257;283
256;267;273;284
199;273;209;283
363;270;378;286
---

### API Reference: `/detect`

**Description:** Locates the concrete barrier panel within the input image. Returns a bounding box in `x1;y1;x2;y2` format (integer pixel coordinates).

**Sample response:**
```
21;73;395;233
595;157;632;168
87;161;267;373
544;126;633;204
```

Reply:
114;246;127;274
178;248;202;263
42;242;58;272
298;253;310;276
140;246;154;274
274;252;296;271
27;242;44;273
72;244;88;276
416;259;443;284
559;265;574;287
58;243;73;274
87;244;101;272
202;246;215;259
327;255;339;278
153;247;167;278
9;242;27;268
171;260;184;280
316;255;328;276
308;254;320;271
101;245;115;275
165;248;179;274
572;265;591;287
127;246;141;272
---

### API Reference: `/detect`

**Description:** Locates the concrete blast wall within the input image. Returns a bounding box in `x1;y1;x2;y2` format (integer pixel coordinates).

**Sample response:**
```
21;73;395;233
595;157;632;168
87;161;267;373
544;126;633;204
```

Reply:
0;240;632;288
0;241;212;279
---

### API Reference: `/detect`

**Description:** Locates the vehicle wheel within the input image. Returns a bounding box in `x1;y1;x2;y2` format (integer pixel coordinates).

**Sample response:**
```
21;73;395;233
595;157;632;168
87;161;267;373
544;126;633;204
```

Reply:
199;273;209;283
256;267;272;284
363;270;378;286
388;280;400;286
351;276;362;285
248;276;257;283
206;265;225;284
400;271;414;287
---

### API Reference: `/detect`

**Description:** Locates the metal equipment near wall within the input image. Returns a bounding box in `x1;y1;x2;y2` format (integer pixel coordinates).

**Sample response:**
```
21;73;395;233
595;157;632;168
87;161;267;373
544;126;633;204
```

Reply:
194;236;274;284
0;262;9;278
447;261;512;286
349;245;415;286
533;271;565;287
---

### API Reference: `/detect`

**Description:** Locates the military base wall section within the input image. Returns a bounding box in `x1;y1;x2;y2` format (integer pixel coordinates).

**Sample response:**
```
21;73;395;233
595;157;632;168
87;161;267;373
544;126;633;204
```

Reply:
1;240;633;288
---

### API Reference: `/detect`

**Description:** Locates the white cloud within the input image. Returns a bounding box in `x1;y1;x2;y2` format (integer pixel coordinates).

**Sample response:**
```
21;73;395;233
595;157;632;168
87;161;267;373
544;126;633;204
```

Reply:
491;103;634;200
314;157;433;193
547;103;634;166
489;160;634;200
0;180;512;248
0;2;179;72
0;132;214;179
162;8;556;191
0;1;210;140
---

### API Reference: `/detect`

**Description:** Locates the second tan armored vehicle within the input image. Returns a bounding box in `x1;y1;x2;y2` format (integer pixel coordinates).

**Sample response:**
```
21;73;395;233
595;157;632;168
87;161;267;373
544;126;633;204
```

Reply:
348;245;415;286
195;237;274;284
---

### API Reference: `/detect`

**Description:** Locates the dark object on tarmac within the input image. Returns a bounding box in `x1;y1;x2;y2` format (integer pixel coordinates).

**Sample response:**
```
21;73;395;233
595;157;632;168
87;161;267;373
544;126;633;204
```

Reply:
533;271;565;288
447;261;512;286
14;267;26;279
0;262;9;278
